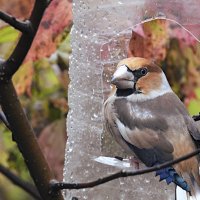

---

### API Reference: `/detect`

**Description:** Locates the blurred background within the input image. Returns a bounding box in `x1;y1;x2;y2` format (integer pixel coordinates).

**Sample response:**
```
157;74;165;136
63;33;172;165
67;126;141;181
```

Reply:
0;1;200;200
128;18;200;114
0;0;72;199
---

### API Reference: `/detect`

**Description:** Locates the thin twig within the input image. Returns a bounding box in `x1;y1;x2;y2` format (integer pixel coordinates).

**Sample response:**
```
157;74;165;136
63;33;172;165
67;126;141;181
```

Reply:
51;148;200;191
0;0;64;199
0;164;41;200
0;81;64;200
0;1;50;80
0;11;33;34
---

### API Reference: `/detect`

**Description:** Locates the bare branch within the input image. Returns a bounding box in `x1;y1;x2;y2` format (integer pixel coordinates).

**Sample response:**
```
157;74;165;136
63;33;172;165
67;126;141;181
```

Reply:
0;11;33;34
0;164;41;200
0;0;64;199
0;1;50;80
0;81;64;200
50;148;200;191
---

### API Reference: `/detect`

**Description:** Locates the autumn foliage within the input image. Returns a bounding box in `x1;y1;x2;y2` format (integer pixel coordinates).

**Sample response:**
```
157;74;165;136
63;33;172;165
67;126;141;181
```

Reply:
128;19;200;115
0;1;72;199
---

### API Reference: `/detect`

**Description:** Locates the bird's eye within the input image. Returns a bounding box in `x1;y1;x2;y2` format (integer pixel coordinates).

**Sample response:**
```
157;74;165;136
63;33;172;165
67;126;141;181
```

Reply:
140;68;148;76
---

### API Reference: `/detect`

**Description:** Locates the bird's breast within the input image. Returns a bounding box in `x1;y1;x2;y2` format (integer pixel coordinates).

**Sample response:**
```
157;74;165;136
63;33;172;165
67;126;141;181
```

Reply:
113;97;169;132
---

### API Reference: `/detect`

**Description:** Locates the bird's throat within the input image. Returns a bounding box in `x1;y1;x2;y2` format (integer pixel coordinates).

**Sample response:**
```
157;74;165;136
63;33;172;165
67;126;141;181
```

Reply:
116;88;141;97
116;88;134;97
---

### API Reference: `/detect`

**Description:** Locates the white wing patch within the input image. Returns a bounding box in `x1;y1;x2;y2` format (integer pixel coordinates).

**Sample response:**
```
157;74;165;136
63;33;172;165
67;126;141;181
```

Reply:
116;118;133;144
128;103;153;120
116;103;154;145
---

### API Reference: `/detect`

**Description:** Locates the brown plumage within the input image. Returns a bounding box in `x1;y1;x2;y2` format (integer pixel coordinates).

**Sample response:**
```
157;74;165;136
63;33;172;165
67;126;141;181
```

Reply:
104;57;200;199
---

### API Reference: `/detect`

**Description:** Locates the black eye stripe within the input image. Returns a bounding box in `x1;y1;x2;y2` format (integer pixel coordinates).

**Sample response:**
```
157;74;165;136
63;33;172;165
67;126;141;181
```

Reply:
126;66;148;74
131;67;148;77
126;67;132;73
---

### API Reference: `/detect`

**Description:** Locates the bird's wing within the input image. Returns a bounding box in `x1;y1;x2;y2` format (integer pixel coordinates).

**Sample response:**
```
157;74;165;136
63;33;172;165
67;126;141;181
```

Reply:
169;93;200;146
112;93;199;167
104;96;135;154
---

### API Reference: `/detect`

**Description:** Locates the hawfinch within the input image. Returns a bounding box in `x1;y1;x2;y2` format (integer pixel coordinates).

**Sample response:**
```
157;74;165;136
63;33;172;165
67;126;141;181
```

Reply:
104;57;200;198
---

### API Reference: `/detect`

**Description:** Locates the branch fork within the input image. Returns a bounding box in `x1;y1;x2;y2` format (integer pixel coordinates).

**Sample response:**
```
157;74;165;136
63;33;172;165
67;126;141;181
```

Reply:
0;1;64;200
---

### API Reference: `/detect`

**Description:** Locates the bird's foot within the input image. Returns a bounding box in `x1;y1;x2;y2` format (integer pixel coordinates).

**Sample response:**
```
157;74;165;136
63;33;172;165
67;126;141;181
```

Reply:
129;157;140;169
114;156;140;169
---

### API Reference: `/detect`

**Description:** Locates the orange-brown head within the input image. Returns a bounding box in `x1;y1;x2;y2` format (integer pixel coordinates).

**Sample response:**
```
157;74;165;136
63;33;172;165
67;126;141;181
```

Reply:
111;57;171;97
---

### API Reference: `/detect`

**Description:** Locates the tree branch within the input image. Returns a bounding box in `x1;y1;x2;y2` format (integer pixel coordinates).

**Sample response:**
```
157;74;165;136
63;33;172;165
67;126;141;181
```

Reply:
0;1;49;80
50;148;200;191
0;164;41;200
0;81;64;200
0;0;64;200
0;11;33;33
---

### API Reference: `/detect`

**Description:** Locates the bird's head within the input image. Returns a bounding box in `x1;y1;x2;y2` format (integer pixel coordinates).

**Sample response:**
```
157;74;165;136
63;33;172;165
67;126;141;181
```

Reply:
111;57;171;97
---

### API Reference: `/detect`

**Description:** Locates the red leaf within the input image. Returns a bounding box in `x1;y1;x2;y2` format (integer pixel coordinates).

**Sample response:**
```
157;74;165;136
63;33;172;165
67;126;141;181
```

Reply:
128;19;168;62
0;0;34;28
25;0;72;62
0;0;34;19
170;26;198;47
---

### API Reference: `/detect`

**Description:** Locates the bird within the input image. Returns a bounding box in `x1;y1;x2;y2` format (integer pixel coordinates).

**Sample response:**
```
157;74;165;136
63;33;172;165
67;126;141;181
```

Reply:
103;57;200;199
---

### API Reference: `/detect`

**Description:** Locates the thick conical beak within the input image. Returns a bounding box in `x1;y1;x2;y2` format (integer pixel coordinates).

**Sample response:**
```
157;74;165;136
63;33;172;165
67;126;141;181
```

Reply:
111;65;134;89
111;75;116;84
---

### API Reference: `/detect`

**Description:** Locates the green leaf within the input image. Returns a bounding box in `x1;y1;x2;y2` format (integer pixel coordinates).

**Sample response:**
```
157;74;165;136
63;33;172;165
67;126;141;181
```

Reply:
0;26;19;44
188;99;200;115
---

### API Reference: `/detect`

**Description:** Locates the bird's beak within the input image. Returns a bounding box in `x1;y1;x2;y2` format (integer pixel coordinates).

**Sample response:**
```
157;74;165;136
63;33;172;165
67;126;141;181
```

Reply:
111;76;117;84
111;65;132;83
111;65;134;89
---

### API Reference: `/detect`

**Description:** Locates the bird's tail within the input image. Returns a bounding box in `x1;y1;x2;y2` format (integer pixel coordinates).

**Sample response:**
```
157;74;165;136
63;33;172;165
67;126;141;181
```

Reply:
176;173;200;200
189;177;200;200
156;167;190;191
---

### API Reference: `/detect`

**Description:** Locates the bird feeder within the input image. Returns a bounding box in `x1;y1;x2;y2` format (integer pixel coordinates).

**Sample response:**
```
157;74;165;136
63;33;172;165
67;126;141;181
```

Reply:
64;1;200;199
